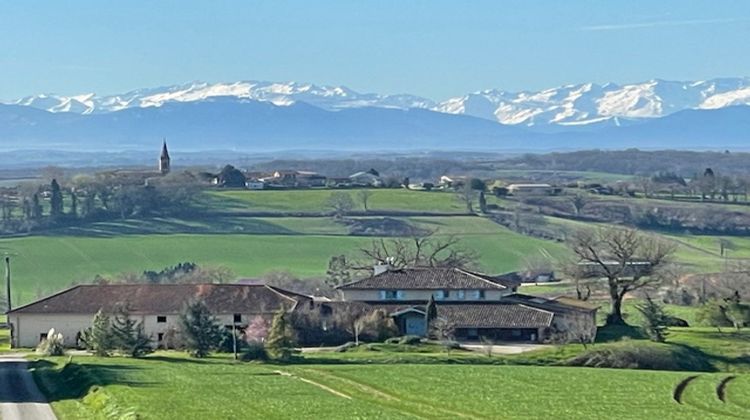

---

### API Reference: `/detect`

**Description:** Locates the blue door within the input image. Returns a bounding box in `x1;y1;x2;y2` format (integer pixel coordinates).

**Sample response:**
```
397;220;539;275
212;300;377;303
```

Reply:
405;316;426;336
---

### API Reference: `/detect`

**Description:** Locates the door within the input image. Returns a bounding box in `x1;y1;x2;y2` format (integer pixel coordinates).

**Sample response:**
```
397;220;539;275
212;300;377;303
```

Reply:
404;316;426;336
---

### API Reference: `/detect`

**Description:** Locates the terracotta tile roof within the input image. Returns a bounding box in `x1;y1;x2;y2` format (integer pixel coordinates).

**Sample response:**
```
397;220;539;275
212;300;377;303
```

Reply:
7;284;309;315
324;301;555;329
436;303;554;329
503;294;598;313
338;267;518;290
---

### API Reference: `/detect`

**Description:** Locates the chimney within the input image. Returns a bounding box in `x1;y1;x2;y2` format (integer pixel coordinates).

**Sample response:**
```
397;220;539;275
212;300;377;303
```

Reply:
373;257;394;276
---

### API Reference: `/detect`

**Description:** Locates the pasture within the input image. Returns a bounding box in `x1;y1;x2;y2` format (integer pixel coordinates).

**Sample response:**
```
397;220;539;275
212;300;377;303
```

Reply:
1;215;566;305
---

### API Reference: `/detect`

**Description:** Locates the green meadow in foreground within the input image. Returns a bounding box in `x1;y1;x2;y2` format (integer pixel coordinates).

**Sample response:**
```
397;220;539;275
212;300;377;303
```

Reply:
33;355;749;420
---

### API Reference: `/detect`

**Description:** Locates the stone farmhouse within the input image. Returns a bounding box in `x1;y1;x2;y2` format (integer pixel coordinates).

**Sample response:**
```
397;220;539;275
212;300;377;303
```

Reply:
7;266;597;348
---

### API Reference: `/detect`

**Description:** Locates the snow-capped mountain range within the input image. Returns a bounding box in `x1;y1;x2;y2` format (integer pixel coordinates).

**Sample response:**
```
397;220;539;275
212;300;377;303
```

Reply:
8;77;750;126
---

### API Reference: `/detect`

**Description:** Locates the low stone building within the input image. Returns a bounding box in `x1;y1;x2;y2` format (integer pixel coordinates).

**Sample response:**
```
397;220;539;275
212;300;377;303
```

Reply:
7;283;312;348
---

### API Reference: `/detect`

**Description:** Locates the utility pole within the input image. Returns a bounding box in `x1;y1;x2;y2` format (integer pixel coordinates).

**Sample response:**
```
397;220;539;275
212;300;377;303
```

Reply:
4;256;10;313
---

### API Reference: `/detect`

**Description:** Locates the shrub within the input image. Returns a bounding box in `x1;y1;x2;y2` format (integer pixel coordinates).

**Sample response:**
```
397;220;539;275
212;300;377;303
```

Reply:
566;342;714;372
266;309;298;362
398;335;422;345
240;342;269;362
37;328;65;356
355;309;399;343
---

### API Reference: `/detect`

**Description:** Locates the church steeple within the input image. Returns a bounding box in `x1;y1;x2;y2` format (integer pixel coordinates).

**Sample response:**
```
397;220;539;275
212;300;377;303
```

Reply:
159;139;171;175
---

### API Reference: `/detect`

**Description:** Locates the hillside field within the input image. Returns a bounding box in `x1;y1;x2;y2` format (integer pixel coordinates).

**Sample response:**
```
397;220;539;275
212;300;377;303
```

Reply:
1;188;746;304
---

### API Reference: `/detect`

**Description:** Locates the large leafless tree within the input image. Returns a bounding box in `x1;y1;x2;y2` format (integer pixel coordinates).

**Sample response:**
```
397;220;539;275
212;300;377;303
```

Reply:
357;232;477;271
568;227;675;326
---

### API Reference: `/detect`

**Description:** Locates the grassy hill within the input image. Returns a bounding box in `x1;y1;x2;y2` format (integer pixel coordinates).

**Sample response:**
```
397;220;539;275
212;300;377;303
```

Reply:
2;215;566;304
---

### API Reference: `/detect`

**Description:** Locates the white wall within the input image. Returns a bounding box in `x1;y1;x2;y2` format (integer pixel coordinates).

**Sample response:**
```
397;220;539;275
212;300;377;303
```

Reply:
11;311;278;349
341;288;510;302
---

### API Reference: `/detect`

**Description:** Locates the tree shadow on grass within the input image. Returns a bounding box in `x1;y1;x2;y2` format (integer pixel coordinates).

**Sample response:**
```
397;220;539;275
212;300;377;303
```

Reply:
37;215;299;238
30;360;159;403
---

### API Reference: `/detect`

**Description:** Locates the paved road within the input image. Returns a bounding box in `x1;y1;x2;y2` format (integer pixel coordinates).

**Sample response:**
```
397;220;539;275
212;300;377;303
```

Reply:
0;357;56;420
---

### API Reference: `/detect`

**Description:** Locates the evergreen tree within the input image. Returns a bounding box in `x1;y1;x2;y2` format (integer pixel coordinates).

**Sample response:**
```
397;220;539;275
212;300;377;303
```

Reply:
81;309;114;356
31;193;43;220
266;309;298;361
69;190;78;218
179;299;222;358
111;304;153;357
478;191;488;213
50;179;64;218
635;295;670;342
425;295;437;336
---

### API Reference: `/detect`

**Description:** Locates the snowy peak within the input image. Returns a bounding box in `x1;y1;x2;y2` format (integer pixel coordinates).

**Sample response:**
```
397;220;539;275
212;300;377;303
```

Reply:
10;81;436;115
6;77;750;127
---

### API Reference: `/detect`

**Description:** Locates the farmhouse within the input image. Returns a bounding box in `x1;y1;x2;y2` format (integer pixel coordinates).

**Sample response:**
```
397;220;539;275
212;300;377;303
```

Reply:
9;267;596;348
507;183;556;195
336;266;597;342
7;283;313;348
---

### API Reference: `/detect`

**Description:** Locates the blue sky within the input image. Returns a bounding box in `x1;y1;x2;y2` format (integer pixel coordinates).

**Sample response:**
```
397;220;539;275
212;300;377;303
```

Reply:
1;0;749;100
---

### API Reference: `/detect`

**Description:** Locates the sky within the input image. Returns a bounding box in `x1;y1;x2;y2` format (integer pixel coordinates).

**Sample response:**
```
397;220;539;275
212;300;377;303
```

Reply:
1;0;749;100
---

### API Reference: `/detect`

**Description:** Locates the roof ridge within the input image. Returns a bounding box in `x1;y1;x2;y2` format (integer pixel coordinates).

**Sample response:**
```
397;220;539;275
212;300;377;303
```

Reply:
7;284;83;314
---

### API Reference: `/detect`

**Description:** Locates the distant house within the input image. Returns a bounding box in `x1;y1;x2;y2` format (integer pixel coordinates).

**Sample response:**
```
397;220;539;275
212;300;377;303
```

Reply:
439;175;468;189
497;270;557;284
507;183;557;196
265;170;327;188
7;284;313;348
349;170;382;187
245;179;265;190
335;266;595;342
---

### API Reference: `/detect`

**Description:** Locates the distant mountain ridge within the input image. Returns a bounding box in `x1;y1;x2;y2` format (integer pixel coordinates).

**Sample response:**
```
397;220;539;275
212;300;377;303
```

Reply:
7;77;750;127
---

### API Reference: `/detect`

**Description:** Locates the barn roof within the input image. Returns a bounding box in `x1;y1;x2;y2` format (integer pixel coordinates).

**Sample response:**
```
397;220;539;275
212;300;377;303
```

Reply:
7;283;310;315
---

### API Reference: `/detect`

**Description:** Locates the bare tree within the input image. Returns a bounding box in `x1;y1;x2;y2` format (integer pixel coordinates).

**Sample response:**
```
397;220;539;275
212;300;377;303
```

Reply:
570;194;589;216
357;189;373;212
455;184;476;213
356;233;477;271
327;192;354;217
568;227;675;326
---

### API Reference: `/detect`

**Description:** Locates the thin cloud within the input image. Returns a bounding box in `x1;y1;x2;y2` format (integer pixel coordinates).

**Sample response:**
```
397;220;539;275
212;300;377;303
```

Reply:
580;17;748;32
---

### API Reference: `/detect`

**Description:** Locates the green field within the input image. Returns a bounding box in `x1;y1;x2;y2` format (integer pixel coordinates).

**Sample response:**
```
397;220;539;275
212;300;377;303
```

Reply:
33;355;749;419
207;189;468;213
1;215;566;304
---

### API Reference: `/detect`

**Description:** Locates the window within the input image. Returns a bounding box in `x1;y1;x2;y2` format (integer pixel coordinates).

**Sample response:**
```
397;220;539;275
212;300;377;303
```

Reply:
380;290;404;300
157;315;167;323
233;313;242;323
467;290;485;300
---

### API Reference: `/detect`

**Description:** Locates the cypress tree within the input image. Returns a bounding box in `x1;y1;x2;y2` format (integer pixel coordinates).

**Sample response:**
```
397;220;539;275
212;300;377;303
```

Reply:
425;295;438;337
31;194;43;220
50;179;64;218
69;190;78;218
479;191;488;213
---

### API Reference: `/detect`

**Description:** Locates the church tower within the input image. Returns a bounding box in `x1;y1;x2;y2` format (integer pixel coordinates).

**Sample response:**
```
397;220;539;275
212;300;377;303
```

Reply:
159;140;171;175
